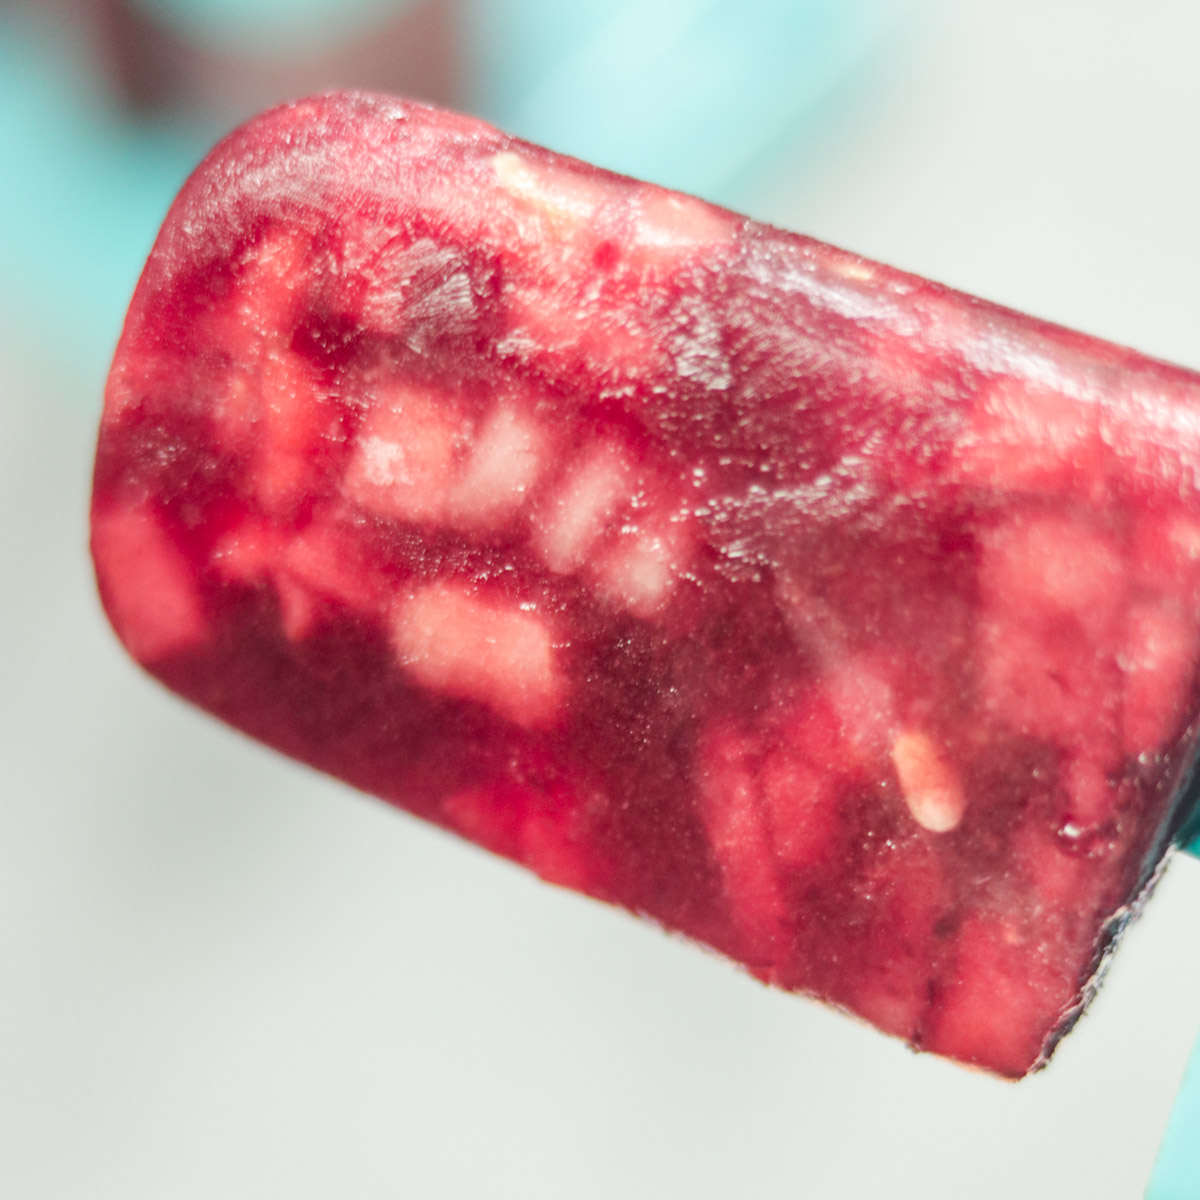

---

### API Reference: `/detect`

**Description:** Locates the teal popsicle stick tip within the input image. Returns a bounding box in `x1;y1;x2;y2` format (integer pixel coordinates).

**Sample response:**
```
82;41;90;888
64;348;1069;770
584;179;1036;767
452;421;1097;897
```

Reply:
1147;1029;1200;1199
1179;800;1200;858
1150;793;1200;1196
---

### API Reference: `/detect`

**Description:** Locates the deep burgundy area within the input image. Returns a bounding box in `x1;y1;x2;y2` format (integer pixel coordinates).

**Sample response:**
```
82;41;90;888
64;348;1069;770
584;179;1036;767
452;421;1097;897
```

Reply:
92;92;1200;1076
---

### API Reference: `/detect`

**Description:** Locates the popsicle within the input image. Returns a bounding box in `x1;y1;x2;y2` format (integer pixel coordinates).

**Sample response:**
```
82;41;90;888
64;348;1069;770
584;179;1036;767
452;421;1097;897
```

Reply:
91;92;1200;1078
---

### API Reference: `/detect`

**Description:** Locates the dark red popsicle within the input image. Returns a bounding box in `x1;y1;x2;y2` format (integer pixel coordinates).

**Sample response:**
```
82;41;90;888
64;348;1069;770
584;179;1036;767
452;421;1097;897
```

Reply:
91;92;1200;1076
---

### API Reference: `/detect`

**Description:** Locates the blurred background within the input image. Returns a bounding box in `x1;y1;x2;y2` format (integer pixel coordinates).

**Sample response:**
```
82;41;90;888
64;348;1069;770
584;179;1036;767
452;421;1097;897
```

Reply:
2;1;1199;1197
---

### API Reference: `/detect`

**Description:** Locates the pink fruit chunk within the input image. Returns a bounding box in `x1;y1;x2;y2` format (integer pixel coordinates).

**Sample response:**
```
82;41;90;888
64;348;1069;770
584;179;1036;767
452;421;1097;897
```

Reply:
91;92;1200;1077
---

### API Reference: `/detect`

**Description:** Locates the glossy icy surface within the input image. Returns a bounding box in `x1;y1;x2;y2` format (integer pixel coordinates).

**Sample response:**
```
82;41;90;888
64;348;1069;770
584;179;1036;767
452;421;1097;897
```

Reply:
92;93;1200;1076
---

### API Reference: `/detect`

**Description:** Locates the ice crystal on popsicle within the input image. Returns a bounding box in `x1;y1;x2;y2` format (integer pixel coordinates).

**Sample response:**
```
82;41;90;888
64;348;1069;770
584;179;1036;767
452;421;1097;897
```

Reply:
92;93;1200;1076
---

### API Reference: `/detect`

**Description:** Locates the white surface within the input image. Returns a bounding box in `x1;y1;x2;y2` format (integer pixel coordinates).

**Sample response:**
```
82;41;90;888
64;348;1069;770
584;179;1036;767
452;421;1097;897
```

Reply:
3;2;1200;1198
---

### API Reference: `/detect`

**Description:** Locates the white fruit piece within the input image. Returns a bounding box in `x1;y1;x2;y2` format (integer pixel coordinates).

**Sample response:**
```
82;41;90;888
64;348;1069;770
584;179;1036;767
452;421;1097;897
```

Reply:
210;515;277;585
827;254;876;283
535;443;632;574
760;745;839;869
231;225;312;336
204;229;333;503
1119;600;1197;755
92;503;208;662
959;377;1105;496
630;186;737;270
821;656;896;768
891;729;966;833
595;517;691;618
699;725;787;966
252;348;331;515
1103;377;1200;498
448;404;546;529
390;583;565;728
492;151;606;236
978;514;1126;743
344;383;467;524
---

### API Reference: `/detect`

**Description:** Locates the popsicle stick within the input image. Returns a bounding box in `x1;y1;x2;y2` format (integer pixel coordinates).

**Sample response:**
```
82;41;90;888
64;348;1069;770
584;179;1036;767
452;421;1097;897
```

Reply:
1179;799;1200;859
1146;1025;1200;1199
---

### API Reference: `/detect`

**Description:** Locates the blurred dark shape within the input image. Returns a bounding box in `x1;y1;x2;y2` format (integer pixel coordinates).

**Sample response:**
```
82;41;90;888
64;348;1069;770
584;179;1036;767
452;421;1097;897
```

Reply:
10;0;462;121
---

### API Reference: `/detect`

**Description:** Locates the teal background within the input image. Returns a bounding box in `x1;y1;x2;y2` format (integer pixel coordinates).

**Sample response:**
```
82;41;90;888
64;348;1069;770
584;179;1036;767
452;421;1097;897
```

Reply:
135;0;404;51
0;0;895;372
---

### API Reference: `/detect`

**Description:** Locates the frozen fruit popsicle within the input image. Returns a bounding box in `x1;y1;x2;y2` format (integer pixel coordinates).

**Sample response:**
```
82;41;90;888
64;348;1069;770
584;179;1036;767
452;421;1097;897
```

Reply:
91;92;1200;1078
